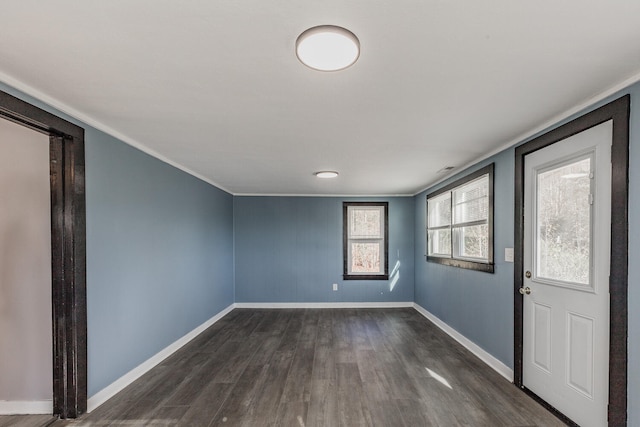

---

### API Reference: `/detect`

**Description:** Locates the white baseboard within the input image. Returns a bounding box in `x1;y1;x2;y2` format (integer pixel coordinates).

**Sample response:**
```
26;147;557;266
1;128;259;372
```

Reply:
234;302;414;309
87;303;235;413
412;303;514;382
0;400;52;415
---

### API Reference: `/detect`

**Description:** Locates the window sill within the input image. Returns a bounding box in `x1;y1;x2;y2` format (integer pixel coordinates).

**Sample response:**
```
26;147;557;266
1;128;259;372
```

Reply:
426;256;494;273
343;274;389;281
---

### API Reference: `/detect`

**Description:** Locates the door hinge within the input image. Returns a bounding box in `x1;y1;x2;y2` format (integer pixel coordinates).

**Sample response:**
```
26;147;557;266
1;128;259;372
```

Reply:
589;194;594;205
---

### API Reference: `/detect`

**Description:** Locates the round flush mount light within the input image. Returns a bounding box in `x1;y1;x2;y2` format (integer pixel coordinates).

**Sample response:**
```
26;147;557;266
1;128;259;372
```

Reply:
314;171;339;178
296;25;360;71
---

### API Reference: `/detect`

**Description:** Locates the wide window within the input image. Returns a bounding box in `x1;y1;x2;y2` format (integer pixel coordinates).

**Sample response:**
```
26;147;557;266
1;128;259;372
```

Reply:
426;164;494;273
343;202;389;280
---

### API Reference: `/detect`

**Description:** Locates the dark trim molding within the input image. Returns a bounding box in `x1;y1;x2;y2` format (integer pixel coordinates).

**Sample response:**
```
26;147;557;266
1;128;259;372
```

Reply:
0;90;87;418
513;95;629;426
426;163;495;273
343;202;389;280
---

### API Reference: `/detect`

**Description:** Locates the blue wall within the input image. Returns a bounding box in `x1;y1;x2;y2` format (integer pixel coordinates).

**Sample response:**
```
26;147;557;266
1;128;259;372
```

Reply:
625;83;640;427
234;196;414;303
85;134;234;396
414;83;640;425
0;83;235;397
414;149;516;367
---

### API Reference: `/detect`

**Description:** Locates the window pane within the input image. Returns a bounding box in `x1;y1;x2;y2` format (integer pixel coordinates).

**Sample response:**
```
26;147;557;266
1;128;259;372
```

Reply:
453;224;488;260
536;157;591;285
453;175;488;224
351;242;381;273
428;229;451;256
428;193;451;228
349;208;381;238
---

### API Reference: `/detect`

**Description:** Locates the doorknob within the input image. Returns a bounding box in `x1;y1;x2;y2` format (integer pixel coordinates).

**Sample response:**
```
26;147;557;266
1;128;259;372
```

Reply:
525;271;532;278
519;287;531;295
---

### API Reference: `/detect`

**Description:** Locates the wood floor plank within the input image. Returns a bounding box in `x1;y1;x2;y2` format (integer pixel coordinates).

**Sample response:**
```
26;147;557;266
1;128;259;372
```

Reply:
279;338;315;403
208;363;271;426
0;415;56;427
118;364;194;421
314;309;334;346
177;382;234;427
163;350;236;406
247;333;284;367
9;308;570;427
273;401;308;427
299;309;320;342
355;349;395;403
395;398;440;427
80;364;174;423
216;350;294;426
144;405;189;426
336;362;372;427
306;379;339;427
365;400;405;427
210;337;265;384
256;310;293;336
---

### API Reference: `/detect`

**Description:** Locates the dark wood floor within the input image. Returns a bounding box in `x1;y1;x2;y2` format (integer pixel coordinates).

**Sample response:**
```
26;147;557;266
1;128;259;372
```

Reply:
0;415;56;427
4;308;565;426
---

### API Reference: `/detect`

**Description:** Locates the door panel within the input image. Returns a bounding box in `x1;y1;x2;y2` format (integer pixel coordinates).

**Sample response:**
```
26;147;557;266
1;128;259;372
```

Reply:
533;303;552;373
567;312;594;398
523;120;611;427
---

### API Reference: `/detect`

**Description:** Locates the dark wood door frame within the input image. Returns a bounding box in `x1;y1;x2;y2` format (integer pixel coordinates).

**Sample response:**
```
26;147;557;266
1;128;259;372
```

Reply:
0;90;87;418
514;95;630;426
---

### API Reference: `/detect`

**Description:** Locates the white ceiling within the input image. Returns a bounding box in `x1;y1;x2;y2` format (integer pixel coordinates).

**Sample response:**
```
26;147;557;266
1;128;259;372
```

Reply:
2;1;640;195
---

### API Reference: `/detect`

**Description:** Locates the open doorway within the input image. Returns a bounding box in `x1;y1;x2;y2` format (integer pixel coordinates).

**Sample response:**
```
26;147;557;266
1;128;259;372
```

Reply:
0;89;87;419
0;118;52;413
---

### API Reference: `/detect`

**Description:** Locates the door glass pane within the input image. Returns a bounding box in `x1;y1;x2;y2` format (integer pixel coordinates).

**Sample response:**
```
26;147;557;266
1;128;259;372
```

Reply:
536;157;591;285
349;208;381;238
453;224;489;260
350;242;381;273
428;229;451;256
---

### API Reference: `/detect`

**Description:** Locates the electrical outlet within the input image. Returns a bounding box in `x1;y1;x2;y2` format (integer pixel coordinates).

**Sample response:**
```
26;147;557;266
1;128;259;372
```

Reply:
333;283;338;291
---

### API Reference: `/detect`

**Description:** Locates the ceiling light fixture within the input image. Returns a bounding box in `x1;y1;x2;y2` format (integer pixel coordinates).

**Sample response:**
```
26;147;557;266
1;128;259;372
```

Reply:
314;171;339;178
296;25;360;71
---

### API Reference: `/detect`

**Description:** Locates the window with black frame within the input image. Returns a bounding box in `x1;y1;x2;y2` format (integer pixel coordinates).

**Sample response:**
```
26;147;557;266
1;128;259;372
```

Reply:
426;164;494;273
343;202;389;280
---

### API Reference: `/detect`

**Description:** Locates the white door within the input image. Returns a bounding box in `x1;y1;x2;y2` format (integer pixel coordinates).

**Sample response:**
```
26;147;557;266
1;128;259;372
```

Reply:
522;121;611;427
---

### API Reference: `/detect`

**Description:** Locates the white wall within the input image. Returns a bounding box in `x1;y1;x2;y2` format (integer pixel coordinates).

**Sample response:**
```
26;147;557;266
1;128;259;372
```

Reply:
0;118;52;411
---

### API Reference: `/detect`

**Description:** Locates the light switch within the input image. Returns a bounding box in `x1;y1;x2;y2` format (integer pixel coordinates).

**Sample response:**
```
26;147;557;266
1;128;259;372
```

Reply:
505;247;514;263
